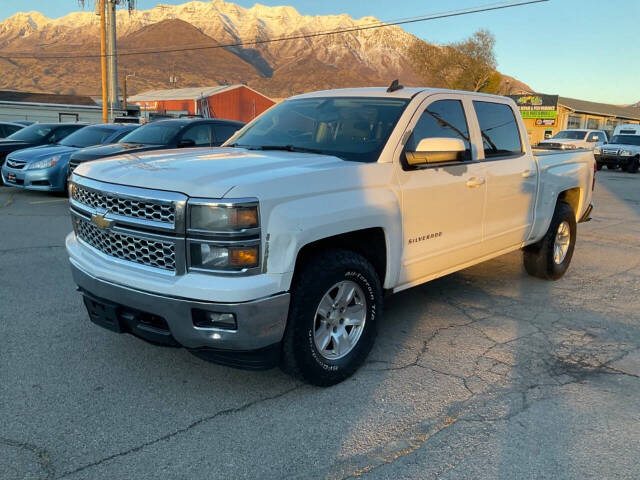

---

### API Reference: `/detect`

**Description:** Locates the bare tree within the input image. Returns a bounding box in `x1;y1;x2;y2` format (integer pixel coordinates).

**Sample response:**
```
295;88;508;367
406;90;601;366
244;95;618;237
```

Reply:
408;29;499;93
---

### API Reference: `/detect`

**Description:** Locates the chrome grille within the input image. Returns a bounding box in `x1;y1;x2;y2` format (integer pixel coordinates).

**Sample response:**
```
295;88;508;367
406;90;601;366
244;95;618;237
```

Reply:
603;148;619;155
71;185;176;225
72;215;176;271
5;158;26;169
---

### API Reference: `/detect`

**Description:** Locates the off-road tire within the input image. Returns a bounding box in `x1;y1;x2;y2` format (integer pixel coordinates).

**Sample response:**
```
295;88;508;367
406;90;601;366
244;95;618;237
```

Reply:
595;163;603;171
280;249;382;386
626;156;639;174
523;201;576;280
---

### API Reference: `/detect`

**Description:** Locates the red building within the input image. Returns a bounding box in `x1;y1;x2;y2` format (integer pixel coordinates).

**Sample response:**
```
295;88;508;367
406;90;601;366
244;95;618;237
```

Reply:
129;85;274;123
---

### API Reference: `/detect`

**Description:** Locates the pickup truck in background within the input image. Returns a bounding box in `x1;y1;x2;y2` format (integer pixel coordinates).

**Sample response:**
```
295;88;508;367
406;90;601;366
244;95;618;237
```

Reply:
594;133;640;172
66;86;595;386
537;128;608;150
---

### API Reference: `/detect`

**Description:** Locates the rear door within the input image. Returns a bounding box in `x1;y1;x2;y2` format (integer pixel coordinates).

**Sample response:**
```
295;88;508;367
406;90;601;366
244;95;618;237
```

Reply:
474;100;537;250
396;94;487;286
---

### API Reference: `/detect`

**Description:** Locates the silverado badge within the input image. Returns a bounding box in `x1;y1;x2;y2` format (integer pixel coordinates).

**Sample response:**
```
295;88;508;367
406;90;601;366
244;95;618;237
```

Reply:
91;212;113;231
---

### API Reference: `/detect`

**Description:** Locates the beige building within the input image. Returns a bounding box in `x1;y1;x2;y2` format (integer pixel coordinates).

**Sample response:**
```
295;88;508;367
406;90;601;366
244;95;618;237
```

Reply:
508;94;640;145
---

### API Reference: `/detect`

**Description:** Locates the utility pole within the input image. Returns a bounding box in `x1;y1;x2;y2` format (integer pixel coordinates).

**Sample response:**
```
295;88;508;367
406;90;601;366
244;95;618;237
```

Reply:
105;0;118;121
99;0;108;124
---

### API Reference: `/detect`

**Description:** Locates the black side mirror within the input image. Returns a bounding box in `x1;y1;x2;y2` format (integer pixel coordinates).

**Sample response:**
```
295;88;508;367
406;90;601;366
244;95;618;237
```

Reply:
177;139;196;148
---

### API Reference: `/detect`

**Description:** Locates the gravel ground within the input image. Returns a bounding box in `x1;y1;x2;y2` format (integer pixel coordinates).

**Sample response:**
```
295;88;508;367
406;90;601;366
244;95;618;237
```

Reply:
1;170;639;479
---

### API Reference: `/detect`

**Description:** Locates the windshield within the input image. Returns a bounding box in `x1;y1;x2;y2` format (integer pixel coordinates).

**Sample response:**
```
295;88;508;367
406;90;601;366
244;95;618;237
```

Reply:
119;122;183;145
610;135;640;146
552;130;587;140
59;126;116;148
227;97;410;163
6;124;54;142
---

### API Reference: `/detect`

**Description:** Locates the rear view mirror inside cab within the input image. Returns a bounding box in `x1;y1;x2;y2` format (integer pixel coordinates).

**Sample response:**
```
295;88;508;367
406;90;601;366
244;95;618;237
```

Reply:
405;137;467;166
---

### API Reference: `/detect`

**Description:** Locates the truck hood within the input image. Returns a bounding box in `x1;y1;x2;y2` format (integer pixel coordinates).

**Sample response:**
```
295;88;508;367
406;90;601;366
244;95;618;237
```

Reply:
72;147;354;198
539;138;586;145
601;143;640;152
8;144;77;162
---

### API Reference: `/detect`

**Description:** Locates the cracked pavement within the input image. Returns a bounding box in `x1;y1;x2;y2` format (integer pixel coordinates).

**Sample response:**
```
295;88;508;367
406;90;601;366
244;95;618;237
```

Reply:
1;171;639;479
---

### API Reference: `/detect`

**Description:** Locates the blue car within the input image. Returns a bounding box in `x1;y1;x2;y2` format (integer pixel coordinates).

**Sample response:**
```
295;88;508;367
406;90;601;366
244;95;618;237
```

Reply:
1;124;138;192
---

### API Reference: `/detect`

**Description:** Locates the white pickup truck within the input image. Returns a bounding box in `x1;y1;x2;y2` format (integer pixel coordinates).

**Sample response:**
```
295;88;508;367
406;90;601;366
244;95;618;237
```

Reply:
66;86;595;386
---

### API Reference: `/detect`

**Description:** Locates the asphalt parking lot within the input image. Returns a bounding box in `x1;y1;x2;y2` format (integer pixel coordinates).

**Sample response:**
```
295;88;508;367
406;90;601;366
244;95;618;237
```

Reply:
1;171;639;480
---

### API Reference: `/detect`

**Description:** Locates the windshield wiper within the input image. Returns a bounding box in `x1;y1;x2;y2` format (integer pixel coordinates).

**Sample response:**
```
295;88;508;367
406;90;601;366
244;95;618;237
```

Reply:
255;145;326;154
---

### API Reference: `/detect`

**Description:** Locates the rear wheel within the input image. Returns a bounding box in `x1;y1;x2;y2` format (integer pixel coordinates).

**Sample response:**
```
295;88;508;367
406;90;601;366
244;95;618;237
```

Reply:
523;202;576;280
281;249;382;386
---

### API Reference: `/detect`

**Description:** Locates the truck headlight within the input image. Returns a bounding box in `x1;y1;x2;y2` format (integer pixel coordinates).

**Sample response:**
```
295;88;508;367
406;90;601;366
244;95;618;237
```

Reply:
188;242;259;271
189;201;258;232
561;144;577;150
187;198;261;273
593;147;601;155
28;156;60;170
620;150;633;157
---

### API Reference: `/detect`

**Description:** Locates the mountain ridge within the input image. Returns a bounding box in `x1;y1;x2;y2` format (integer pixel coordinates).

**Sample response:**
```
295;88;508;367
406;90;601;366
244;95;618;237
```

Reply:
0;1;530;98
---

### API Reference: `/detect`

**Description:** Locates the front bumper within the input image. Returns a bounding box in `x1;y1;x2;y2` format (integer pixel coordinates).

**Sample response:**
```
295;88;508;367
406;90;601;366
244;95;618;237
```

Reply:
1;162;67;191
71;261;290;369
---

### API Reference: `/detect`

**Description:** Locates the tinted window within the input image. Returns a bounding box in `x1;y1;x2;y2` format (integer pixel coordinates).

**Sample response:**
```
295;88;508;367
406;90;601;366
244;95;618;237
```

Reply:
181;124;214;146
6;124;54;142
610;135;640;146
110;128;137;143
215;124;241;143
406;99;471;160
120;122;184;145
229;97;409;163
553;130;587;140
0;124;21;137
59;126;117;148
50;125;83;143
473;101;522;158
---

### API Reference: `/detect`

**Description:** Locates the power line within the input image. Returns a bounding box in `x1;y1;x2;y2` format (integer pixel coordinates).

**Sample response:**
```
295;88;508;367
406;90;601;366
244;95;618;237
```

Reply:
0;0;548;60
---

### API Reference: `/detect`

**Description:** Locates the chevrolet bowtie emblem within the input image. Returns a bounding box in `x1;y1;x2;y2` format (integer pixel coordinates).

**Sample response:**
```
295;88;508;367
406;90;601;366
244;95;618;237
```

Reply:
91;212;113;230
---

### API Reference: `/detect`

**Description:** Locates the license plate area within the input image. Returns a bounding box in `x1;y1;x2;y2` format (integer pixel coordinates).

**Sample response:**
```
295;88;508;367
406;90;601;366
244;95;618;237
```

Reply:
82;295;122;333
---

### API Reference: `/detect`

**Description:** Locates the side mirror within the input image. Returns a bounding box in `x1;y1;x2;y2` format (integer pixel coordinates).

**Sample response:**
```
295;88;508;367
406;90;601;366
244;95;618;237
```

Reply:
405;137;466;166
587;136;598;142
177;138;196;148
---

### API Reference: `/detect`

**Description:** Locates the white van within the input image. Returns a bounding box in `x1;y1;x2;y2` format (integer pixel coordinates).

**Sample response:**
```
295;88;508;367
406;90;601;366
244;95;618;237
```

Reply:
614;124;640;136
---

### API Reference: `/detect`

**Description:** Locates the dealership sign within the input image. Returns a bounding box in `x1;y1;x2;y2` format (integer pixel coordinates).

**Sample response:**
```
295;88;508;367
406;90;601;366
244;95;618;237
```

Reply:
508;94;558;119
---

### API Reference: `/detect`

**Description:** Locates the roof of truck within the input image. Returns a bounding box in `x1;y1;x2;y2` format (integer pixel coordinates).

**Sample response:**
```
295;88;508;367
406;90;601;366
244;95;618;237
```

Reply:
291;87;511;101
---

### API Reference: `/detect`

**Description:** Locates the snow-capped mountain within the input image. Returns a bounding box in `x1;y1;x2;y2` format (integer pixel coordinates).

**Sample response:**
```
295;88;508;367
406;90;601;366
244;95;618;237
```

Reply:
0;1;423;97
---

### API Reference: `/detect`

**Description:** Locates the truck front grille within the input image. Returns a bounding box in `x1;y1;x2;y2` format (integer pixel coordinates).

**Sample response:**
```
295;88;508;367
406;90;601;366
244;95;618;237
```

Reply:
72;215;176;271
603;149;619;155
71;184;176;225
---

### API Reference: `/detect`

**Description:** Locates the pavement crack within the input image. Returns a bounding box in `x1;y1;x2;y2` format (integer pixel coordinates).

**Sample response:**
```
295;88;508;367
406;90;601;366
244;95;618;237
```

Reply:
0;436;55;479
0;191;16;208
57;385;302;479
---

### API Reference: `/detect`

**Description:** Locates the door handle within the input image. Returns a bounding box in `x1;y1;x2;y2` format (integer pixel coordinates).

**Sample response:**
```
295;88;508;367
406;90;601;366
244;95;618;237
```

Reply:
466;177;485;188
521;169;535;178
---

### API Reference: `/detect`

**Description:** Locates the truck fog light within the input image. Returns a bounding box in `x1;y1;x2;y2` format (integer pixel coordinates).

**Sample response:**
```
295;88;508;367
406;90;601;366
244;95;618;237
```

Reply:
192;310;237;330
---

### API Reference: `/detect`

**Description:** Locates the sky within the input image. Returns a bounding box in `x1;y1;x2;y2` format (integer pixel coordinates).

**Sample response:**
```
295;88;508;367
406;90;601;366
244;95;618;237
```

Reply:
1;0;639;105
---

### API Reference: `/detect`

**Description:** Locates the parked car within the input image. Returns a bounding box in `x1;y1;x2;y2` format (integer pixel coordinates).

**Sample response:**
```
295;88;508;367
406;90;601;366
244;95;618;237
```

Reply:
0;122;24;139
537;129;608;150
66;87;595;386
594;134;640;172
1;124;137;192
613;124;640;136
68;118;244;174
0;123;86;185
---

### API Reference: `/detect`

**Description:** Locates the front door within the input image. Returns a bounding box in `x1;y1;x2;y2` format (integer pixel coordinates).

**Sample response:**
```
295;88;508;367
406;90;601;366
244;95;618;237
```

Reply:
396;95;486;287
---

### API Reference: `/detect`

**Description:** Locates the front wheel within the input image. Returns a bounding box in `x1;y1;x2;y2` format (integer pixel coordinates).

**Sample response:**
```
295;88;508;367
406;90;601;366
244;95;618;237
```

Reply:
626;156;639;174
281;249;382;386
523;201;576;280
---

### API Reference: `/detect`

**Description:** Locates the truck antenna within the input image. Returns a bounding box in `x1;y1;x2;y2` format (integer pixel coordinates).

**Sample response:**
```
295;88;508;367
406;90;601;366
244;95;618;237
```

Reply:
387;79;404;93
